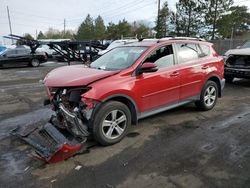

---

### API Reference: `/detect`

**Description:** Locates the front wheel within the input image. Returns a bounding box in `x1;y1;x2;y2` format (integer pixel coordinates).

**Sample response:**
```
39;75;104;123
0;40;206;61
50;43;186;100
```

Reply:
92;101;131;146
195;80;218;111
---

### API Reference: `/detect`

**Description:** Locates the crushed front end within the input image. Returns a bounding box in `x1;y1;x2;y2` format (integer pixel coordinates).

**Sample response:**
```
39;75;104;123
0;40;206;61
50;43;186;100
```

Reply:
225;55;250;79
12;86;98;163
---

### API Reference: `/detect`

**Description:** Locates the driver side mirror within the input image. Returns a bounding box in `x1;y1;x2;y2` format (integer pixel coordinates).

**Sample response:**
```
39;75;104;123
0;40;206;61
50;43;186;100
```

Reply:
236;46;241;49
137;62;158;75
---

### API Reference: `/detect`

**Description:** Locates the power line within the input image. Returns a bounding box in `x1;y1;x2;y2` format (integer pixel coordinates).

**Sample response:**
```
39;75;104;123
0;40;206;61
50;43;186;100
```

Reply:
101;0;147;17
67;0;150;22
104;1;155;19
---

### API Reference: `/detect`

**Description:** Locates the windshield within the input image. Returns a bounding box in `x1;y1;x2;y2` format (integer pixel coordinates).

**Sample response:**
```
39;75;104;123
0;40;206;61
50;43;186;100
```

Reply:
91;46;147;71
241;41;250;49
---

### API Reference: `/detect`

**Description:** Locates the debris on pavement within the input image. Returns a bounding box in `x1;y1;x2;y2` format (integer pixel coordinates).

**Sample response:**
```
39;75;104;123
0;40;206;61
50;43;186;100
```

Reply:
75;165;82;170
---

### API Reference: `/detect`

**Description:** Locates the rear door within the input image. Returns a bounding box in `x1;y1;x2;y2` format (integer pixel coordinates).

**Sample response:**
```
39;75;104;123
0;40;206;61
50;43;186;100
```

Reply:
135;44;180;112
175;42;205;101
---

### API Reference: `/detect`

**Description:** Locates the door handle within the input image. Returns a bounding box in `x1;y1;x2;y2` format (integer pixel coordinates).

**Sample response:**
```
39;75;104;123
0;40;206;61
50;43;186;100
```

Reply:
170;71;179;77
202;65;209;70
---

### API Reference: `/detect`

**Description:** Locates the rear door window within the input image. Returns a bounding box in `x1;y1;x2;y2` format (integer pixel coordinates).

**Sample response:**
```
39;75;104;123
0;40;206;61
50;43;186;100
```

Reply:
198;44;210;57
176;43;199;64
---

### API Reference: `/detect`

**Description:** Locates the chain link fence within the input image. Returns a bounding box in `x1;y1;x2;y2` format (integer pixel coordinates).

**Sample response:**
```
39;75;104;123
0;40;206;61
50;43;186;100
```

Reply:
211;39;247;55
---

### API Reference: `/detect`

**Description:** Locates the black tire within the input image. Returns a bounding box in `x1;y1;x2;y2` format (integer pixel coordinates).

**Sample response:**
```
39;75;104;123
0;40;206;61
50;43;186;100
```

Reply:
30;59;40;67
195;80;218;111
92;101;131;146
225;75;234;83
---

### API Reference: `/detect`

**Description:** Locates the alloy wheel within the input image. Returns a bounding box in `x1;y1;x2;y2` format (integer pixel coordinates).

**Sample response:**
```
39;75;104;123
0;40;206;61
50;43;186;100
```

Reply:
101;110;127;140
204;86;216;106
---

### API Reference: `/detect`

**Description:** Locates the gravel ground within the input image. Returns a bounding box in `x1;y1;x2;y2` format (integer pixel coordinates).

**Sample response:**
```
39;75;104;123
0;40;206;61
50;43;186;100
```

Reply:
0;62;250;188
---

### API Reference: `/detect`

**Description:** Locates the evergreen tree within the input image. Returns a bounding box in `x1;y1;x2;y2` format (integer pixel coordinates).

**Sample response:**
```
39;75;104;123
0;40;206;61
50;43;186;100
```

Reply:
76;14;95;40
217;6;250;38
94;15;106;39
37;31;46;39
155;1;170;38
203;0;233;39
171;0;203;37
117;19;133;38
106;22;119;39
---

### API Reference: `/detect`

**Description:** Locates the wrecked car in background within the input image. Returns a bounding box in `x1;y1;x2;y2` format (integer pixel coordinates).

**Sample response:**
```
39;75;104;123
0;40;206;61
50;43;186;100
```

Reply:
12;38;225;163
224;40;250;82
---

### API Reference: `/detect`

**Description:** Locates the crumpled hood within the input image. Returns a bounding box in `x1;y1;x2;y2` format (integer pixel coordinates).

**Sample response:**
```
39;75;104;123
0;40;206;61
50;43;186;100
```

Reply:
44;65;119;87
225;48;250;56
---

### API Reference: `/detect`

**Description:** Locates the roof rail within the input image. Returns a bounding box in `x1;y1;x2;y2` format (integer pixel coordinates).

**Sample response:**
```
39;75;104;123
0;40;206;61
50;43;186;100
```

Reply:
138;37;206;43
158;36;206;42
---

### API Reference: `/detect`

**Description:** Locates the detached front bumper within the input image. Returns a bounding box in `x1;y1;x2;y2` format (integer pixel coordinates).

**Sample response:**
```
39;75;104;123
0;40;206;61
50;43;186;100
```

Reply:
11;122;86;163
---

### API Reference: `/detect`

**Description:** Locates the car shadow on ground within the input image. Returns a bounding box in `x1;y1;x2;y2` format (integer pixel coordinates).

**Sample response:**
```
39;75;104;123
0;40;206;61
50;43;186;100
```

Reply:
230;78;250;88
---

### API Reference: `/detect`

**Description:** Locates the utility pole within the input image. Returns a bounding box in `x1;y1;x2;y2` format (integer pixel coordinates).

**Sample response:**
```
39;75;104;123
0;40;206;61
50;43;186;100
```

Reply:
157;0;161;38
7;6;13;44
63;19;66;37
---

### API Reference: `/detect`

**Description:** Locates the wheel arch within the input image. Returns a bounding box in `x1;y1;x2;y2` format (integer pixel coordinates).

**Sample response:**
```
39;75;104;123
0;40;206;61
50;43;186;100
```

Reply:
101;94;138;125
205;74;222;97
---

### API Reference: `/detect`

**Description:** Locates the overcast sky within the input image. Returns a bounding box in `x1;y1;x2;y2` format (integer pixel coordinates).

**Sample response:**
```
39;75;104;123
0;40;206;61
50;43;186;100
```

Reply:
0;0;250;44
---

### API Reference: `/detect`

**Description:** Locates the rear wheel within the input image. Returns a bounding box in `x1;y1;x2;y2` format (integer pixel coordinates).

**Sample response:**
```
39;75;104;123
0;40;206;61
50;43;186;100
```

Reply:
195;80;218;111
92;101;131;145
30;59;40;67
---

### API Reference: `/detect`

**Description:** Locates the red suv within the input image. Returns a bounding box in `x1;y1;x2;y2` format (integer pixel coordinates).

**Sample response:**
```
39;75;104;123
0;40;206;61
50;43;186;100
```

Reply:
44;39;225;146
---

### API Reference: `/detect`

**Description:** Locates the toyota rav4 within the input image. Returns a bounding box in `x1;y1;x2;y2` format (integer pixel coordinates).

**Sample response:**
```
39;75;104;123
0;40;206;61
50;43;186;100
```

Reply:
13;39;225;163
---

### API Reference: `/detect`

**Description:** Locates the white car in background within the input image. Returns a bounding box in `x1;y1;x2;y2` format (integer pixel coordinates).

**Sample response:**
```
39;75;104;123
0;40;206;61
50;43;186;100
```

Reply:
98;39;138;56
36;45;56;58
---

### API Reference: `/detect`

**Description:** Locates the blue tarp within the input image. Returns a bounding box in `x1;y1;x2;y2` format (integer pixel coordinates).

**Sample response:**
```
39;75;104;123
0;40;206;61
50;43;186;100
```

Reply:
0;46;7;52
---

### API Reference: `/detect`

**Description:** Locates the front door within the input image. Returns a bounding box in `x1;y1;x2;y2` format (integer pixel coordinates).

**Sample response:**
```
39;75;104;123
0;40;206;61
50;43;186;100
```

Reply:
134;44;180;112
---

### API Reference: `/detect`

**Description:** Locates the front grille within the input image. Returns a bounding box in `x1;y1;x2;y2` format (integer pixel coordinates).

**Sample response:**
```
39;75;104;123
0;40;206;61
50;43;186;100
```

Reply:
39;129;58;149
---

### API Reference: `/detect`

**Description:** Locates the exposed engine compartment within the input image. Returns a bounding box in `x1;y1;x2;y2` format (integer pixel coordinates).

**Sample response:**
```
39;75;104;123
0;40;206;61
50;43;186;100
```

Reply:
11;86;96;163
49;87;91;140
226;55;250;68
